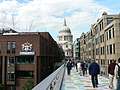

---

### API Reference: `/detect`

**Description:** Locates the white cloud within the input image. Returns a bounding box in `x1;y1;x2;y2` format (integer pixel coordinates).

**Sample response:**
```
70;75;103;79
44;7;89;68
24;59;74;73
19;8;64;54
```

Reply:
0;0;111;40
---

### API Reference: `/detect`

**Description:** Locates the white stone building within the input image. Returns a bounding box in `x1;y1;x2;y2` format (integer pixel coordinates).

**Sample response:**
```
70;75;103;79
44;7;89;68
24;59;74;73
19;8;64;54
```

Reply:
58;19;73;59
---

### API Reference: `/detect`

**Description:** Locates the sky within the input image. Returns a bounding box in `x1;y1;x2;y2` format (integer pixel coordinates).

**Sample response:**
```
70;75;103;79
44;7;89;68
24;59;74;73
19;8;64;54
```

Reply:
0;0;119;41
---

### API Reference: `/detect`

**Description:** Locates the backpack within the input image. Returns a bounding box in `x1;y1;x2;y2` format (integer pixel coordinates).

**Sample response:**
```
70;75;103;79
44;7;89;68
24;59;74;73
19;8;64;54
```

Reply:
117;64;120;77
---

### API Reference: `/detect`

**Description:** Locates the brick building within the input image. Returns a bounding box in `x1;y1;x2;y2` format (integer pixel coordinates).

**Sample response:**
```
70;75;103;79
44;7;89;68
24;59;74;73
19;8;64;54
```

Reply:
0;28;64;90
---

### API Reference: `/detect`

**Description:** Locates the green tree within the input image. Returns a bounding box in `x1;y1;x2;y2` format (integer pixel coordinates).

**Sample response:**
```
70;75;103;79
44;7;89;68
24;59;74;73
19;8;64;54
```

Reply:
22;80;34;90
0;83;4;90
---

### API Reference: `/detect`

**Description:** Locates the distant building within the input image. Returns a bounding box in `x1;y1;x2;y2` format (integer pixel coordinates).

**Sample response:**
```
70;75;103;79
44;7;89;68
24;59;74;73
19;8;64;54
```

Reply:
73;38;80;60
58;19;73;59
80;12;120;75
0;28;64;90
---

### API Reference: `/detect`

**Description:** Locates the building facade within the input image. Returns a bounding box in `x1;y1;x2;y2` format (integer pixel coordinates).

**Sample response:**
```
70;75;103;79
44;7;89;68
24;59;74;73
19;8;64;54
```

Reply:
73;38;80;60
0;28;64;90
58;19;73;59
80;12;120;75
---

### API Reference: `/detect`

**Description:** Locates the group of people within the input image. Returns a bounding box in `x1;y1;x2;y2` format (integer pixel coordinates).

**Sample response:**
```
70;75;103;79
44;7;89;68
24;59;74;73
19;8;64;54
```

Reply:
66;59;78;75
66;58;120;90
108;58;120;90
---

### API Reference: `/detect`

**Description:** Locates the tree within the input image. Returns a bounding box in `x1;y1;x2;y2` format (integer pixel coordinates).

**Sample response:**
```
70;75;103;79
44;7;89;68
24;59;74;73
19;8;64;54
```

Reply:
0;83;4;90
22;80;34;90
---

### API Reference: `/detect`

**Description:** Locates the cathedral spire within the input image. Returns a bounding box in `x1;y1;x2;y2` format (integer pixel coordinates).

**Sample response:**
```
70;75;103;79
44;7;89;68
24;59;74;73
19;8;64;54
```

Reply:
64;18;67;26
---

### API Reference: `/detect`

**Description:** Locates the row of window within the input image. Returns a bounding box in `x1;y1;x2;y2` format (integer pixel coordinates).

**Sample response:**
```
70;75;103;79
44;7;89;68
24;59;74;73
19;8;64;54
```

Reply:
7;71;33;81
96;44;115;55
95;18;113;33
100;59;115;65
95;27;114;45
59;36;72;41
7;56;34;64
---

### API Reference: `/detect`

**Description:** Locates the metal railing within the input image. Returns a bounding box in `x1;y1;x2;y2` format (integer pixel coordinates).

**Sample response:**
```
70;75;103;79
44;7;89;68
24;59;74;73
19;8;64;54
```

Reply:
32;64;65;90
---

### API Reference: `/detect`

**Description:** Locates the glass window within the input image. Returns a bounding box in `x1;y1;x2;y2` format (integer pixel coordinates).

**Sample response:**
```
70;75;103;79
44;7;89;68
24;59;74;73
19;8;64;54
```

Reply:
101;47;102;55
7;42;11;50
107;45;109;54
16;71;33;78
109;30;111;39
17;56;34;64
66;45;68;48
8;57;15;64
113;44;115;54
112;28;114;38
7;73;15;81
11;42;16;49
103;47;104;54
110;44;112;54
106;32;108;40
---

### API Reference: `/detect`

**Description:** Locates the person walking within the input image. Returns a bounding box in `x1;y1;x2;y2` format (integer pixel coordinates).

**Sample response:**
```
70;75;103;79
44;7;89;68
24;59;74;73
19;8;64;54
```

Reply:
89;60;100;88
108;60;116;89
114;58;120;90
66;60;72;75
74;60;78;72
81;61;86;76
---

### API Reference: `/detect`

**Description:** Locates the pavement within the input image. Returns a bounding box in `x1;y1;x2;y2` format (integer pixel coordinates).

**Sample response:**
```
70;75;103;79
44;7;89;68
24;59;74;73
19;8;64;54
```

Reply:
61;66;112;90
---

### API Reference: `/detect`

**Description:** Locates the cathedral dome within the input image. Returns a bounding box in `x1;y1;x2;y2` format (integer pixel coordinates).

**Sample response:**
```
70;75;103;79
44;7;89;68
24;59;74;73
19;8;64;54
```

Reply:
60;26;71;33
59;18;71;34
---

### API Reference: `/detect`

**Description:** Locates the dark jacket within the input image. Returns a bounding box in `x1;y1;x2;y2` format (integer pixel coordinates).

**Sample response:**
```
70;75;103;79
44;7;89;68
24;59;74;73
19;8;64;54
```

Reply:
108;63;116;75
67;62;72;70
89;62;100;76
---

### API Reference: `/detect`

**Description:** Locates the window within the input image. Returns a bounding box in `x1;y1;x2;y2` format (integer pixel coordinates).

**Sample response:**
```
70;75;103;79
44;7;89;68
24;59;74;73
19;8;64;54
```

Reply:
66;45;68;48
110;44;112;54
100;24;102;31
107;45;109;54
17;56;34;64
113;44;115;54
106;32;108;40
16;71;33;78
7;42;11;53
7;42;16;54
101;47;102;55
112;28;114;38
109;30;111;39
8;57;15;64
103;47;104;54
96;48;99;55
102;34;104;42
7;42;11;50
7;73;15;81
59;36;62;41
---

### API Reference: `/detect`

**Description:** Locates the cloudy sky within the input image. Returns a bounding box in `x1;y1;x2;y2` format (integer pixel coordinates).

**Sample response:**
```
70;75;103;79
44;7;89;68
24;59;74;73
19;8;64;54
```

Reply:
0;0;119;41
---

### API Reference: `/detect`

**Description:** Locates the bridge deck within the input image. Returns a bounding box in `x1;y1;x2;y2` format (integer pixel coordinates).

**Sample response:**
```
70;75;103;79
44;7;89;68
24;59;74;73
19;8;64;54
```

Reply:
61;67;111;90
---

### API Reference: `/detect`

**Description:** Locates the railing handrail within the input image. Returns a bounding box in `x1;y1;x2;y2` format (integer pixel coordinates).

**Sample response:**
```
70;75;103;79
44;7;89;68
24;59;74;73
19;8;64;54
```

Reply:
32;64;65;90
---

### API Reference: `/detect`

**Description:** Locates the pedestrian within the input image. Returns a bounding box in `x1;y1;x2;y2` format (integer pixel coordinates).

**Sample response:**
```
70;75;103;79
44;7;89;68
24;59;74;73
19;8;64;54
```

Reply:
114;58;120;90
84;62;88;75
74;60;78;72
108;60;116;89
89;60;100;88
81;61;86;76
66;60;72;75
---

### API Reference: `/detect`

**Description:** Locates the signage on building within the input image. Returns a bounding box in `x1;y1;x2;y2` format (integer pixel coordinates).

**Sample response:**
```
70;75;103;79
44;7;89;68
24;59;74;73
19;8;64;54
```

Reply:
20;42;35;55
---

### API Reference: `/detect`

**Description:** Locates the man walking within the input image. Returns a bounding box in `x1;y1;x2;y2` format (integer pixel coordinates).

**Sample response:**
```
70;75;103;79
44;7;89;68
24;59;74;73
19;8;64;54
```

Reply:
66;60;72;75
89;60;100;88
108;60;116;89
114;58;120;90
